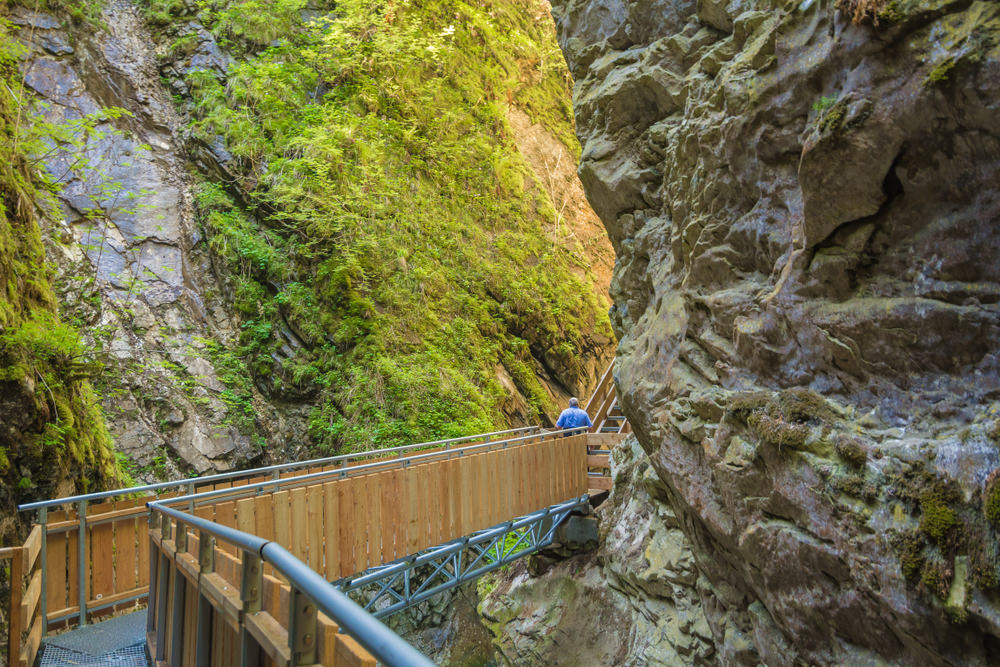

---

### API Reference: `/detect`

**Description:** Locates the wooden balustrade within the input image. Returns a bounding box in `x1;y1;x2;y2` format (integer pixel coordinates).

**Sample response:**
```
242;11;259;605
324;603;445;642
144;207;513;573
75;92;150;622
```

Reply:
148;527;375;667
145;433;588;665
3;524;43;667
31;430;554;631
193;434;588;581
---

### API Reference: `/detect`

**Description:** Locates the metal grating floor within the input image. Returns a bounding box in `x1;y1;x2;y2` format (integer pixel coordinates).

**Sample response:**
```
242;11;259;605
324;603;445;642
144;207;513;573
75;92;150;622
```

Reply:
39;641;148;667
38;611;148;667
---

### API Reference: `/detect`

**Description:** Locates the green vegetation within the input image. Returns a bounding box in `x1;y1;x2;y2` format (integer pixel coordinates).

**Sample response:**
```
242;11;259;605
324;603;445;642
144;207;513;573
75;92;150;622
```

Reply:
728;388;838;453
985;477;1000;527
925;57;956;85
0;18;121;514
812;95;838;113
919;486;959;547
835;436;867;468
889;463;1000;622
147;0;610;452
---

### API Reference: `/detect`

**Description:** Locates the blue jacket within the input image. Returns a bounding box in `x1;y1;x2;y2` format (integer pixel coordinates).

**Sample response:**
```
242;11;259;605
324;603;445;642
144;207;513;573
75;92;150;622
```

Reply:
556;407;592;430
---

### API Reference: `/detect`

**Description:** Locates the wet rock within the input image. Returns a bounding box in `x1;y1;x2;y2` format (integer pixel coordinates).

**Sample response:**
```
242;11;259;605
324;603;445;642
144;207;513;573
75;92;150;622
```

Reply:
481;437;717;665
18;1;276;477
551;0;1000;663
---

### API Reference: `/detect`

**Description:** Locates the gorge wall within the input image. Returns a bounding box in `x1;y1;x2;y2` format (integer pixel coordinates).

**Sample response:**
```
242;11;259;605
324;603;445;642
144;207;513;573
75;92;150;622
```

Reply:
484;0;1000;664
1;0;617;502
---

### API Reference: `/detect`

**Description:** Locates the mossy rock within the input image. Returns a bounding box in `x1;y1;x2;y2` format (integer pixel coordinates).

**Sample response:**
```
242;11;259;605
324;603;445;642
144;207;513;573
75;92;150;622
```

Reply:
919;486;960;547
898;532;925;581
835;436;868;468
777;387;839;423
746;412;810;450
984;471;1000;527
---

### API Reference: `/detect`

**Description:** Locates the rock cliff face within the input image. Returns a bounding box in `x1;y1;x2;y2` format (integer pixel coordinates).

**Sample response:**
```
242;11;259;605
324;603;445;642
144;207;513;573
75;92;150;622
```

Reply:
480;438;717;665
13;1;265;477
547;0;1000;663
6;0;616;481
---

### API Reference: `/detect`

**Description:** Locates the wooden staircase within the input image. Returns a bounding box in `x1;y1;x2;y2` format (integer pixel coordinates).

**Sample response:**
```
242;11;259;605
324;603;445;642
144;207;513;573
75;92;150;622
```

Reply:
583;360;628;492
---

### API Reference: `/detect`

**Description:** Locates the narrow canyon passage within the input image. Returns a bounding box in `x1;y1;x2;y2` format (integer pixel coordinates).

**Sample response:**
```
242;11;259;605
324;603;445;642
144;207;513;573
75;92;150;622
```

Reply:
2;0;1000;665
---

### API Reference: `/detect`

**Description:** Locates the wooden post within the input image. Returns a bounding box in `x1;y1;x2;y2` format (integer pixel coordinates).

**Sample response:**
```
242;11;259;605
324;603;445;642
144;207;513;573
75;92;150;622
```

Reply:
7;545;24;667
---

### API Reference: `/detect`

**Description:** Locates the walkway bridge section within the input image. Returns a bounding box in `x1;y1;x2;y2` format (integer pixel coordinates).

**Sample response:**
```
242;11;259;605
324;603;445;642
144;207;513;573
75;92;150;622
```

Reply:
6;364;628;666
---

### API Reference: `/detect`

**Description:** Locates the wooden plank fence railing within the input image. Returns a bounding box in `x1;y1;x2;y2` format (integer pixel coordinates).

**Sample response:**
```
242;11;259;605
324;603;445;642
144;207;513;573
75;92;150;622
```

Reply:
2;525;43;667
145;433;588;666
148;524;375;667
584;360;615;427
28;428;547;632
185;434;588;582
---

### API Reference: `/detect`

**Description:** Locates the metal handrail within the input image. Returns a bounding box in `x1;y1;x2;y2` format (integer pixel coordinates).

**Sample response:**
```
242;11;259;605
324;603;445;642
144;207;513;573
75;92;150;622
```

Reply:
150;502;434;666
18;425;540;512
153;426;590;510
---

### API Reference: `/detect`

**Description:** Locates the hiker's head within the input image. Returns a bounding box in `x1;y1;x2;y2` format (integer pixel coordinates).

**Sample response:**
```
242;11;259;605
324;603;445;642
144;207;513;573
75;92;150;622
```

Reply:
569;397;579;408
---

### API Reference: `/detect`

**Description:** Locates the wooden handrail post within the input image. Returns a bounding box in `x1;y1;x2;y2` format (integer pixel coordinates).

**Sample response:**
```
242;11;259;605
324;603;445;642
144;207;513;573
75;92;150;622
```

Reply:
240;550;263;667
37;507;46;637
76;499;87;628
8;545;23;667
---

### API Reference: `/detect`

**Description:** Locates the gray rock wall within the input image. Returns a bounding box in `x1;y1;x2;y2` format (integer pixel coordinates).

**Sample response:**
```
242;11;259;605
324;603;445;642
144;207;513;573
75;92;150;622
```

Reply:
480;437;717;665
13;0;276;476
551;0;1000;663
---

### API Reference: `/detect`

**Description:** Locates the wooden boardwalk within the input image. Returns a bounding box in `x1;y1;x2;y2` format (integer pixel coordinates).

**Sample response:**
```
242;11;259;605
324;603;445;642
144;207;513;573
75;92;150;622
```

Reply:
7;363;628;667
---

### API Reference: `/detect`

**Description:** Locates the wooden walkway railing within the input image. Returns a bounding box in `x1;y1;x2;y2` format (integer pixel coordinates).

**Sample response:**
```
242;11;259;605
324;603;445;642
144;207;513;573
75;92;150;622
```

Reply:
20;427;541;634
146;433;588;666
148;520;377;667
1;525;42;667
172;433;588;581
12;362;628;665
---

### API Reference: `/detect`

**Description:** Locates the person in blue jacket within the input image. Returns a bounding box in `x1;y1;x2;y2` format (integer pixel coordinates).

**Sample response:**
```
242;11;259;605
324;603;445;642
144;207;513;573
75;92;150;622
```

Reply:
556;397;593;433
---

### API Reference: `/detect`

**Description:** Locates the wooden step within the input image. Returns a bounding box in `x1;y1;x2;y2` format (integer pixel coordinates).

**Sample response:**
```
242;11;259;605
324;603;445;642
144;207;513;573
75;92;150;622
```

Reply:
587;477;612;492
587;433;625;448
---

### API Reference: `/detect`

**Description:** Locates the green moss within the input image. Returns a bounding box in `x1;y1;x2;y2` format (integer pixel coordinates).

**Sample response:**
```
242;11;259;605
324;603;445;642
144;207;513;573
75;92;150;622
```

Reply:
985;479;1000;527
777;387;838;423
876;0;906;23
819;105;846;133
746;412;810;450
899;532;925;581
921;559;952;599
159;0;613;452
728;392;773;419
925;57;956;85
832;473;865;497
0;19;122;519
919;486;960;547
835;436;868;468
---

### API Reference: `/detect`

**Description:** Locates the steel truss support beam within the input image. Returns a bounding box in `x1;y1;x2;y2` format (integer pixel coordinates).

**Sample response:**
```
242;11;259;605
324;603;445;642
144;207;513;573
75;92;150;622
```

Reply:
336;496;590;618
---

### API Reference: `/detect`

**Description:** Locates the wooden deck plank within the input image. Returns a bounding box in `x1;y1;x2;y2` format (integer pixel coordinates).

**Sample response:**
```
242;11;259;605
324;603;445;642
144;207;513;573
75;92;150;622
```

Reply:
113;512;138;595
308;484;324;573
45;529;67;619
405;467;420;555
415;465;431;551
378;472;394;565
236;498;256;536
324;481;340;580
254;493;274;542
368;474;383;569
